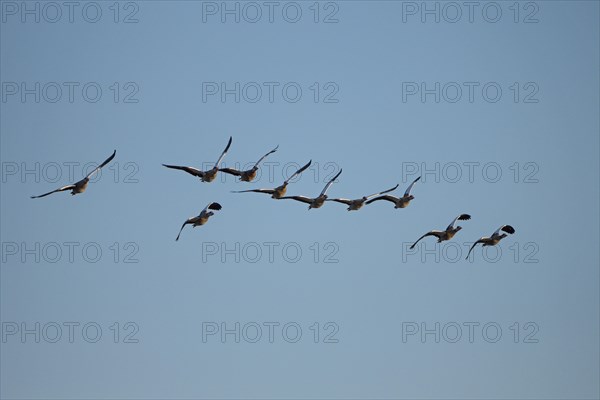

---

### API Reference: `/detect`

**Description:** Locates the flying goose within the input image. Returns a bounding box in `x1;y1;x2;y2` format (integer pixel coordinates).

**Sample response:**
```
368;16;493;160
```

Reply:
465;225;516;259
326;184;400;211
231;160;312;199
175;202;222;241
220;145;279;182
30;150;116;198
410;214;471;249
280;169;343;209
162;136;232;183
365;176;421;209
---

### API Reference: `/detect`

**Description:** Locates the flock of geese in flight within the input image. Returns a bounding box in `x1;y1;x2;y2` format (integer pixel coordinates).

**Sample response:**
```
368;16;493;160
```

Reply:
30;137;516;258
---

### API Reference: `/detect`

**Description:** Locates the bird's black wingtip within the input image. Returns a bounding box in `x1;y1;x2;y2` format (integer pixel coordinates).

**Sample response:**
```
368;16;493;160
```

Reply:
503;225;516;234
208;202;222;210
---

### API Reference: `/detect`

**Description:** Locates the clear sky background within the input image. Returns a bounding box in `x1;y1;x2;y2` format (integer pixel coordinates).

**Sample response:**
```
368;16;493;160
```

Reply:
1;1;599;399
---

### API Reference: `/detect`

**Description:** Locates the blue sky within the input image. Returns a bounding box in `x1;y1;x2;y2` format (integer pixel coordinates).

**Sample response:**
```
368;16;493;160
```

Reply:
1;1;599;398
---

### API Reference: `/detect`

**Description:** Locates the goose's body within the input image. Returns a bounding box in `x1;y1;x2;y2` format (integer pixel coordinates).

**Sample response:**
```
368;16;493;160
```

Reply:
30;150;116;198
281;169;342;209
232;160;311;199
69;179;90;195
466;225;515;259
220;145;278;182
163;137;232;183
176;202;222;241
366;176;421;209
410;214;471;249
327;184;399;211
229;169;258;183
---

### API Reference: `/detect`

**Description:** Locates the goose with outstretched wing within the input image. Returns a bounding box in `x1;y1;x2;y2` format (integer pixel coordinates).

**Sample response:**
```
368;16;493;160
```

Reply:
366;176;421;209
410;213;471;249
326;184;399;211
465;225;515;259
231;160;311;199
175;202;222;241
163;136;232;183
220;145;279;182
280;169;342;209
31;150;116;198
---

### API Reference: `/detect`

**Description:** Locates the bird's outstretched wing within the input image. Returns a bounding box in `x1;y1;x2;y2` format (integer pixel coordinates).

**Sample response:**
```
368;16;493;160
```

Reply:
280;196;313;204
30;185;76;199
219;168;243;177
253;145;279;169
162;164;205;178
493;225;515;236
365;184;399;200
203;202;222;212
447;214;471;230
85;150;117;179
319;169;342;196
284;160;312;184
465;239;485;259
410;231;441;249
326;198;353;205
231;188;275;195
365;195;398;205
404;176;421;196
214;136;233;168
175;220;192;241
